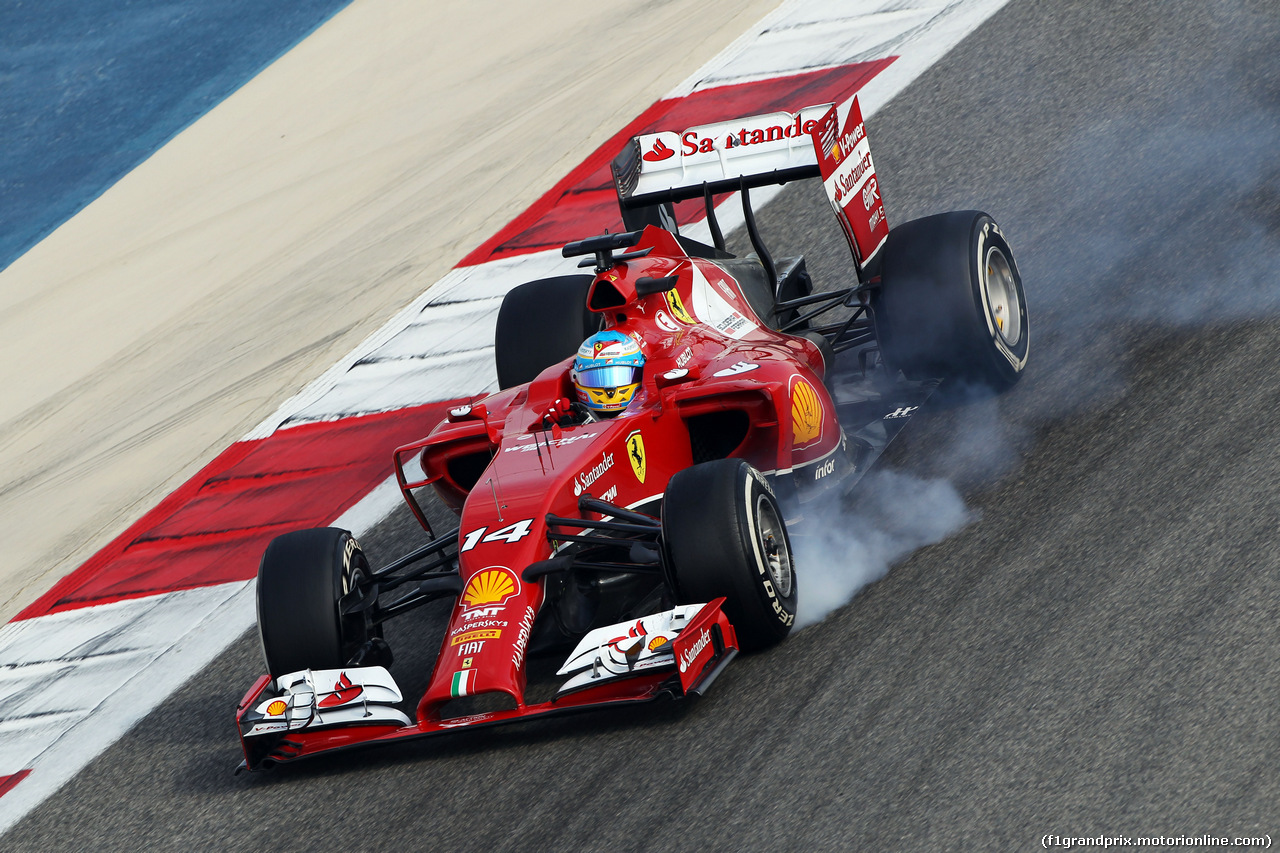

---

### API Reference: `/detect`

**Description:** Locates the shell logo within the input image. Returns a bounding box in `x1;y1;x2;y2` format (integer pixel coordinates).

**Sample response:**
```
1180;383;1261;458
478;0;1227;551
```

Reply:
790;377;824;448
647;635;669;652
462;567;520;609
266;700;288;716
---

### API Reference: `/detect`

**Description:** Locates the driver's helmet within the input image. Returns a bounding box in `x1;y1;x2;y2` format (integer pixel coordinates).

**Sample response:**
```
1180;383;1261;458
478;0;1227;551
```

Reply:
572;330;645;414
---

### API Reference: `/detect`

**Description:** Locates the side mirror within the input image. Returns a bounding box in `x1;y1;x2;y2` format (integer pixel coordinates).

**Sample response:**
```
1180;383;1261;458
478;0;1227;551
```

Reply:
634;275;679;297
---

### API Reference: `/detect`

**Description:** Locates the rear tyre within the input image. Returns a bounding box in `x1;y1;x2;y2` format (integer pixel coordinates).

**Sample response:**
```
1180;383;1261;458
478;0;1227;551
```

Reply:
873;210;1029;392
494;275;597;389
257;527;375;679
662;459;797;651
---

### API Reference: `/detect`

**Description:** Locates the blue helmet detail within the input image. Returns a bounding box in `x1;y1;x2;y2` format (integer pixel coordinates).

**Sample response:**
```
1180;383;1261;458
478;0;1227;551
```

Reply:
572;331;645;413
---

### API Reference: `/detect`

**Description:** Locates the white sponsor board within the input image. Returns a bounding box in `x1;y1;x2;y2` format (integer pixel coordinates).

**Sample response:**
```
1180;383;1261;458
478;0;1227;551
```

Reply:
630;105;829;199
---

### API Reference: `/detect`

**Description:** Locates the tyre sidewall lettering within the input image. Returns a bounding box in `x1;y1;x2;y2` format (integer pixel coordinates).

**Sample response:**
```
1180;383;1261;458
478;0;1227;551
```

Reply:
340;534;360;595
973;219;1029;373
741;468;795;629
336;532;378;653
760;576;795;627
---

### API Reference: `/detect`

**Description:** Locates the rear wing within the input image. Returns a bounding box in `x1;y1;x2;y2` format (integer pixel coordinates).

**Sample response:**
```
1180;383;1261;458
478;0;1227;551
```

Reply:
611;106;829;210
610;95;888;277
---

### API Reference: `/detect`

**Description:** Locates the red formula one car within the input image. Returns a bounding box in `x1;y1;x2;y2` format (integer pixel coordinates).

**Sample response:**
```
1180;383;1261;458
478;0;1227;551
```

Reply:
235;94;1029;770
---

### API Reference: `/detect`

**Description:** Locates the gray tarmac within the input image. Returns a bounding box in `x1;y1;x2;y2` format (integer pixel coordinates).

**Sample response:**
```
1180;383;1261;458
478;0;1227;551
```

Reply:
8;0;1280;849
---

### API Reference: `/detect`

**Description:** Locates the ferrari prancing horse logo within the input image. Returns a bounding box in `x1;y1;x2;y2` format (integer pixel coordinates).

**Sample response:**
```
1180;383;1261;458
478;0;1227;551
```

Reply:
664;288;696;325
626;430;646;484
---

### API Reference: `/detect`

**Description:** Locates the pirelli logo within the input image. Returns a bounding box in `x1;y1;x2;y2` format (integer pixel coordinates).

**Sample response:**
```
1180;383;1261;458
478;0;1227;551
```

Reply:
450;629;502;646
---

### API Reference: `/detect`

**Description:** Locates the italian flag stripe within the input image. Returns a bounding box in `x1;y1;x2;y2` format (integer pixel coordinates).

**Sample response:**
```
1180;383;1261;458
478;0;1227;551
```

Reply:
450;670;475;697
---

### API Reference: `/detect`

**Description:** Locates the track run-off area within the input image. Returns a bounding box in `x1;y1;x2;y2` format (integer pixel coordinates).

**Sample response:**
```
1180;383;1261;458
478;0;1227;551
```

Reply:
5;0;1280;849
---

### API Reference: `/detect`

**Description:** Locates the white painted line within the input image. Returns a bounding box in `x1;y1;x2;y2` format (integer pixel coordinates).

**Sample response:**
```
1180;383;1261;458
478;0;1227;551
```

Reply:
0;466;407;834
695;2;941;89
844;0;1016;118
250;248;575;432
0;582;253;833
332;474;406;536
667;0;803;97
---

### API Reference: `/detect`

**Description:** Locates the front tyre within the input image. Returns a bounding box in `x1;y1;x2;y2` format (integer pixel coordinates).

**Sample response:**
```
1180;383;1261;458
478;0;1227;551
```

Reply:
873;210;1029;392
662;459;797;651
256;527;376;679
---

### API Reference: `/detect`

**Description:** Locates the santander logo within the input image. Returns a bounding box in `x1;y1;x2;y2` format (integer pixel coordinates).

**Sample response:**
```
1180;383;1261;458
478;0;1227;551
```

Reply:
644;138;676;162
318;671;363;708
572;451;615;496
677;628;711;673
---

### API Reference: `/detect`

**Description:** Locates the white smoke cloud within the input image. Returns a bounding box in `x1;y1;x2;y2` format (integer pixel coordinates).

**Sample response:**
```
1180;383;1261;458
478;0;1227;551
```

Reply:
1009;62;1280;422
780;27;1280;631
790;468;975;629
751;8;1280;632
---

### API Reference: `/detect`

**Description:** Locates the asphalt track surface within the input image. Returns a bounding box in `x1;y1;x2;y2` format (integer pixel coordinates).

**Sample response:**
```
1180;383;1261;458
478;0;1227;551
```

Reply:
11;0;1280;848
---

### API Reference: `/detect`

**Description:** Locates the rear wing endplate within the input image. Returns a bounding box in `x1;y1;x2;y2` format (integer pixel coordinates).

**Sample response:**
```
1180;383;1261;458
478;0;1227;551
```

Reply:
809;95;889;269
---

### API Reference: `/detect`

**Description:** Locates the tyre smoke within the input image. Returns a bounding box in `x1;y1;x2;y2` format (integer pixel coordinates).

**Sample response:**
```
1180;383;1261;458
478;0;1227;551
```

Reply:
1005;5;1280;421
789;469;975;629
733;1;1280;635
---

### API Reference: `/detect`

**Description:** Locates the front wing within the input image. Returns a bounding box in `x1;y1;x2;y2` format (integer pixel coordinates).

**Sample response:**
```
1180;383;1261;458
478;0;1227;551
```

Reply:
236;598;738;771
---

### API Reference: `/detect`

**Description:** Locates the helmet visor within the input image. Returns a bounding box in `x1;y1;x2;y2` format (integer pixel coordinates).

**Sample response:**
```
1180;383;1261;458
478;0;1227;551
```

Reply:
582;382;639;411
576;364;641;389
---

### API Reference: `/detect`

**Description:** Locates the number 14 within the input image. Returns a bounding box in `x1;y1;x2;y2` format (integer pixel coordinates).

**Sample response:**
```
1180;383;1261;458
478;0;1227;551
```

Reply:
460;518;534;552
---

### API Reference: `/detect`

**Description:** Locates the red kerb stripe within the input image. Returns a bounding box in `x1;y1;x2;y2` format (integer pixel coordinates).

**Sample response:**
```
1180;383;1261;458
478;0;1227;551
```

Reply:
0;770;32;800
15;403;462;620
